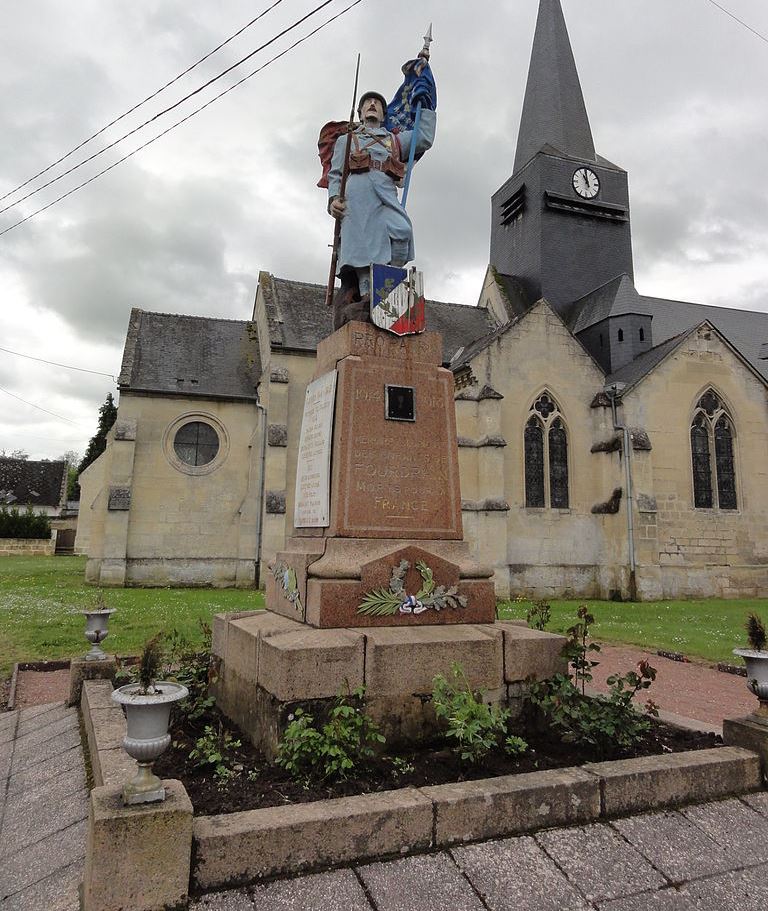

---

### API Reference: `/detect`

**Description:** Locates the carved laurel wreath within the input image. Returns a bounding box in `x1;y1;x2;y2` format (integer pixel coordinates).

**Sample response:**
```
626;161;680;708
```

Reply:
357;559;468;617
272;562;303;614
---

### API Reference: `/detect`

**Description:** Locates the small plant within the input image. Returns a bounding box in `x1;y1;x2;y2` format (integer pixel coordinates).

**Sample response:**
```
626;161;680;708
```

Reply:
137;634;164;694
525;599;551;631
746;613;767;652
432;663;527;765
275;687;385;786
189;722;242;784
562;605;601;694
529;606;658;759
163;624;218;722
390;756;416;780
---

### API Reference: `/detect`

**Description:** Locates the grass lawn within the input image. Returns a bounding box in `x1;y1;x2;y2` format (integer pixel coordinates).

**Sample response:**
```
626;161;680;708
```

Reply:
0;556;264;679
498;598;765;665
1;556;763;679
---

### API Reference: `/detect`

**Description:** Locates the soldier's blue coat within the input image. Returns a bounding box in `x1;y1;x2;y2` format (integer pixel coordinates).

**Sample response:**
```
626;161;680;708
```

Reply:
327;109;436;272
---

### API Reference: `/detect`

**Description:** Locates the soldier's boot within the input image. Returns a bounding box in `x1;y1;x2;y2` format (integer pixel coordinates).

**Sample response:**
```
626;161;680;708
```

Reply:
333;268;371;331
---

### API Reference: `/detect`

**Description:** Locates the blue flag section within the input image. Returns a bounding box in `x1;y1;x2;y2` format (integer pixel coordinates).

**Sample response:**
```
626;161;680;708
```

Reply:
386;61;437;137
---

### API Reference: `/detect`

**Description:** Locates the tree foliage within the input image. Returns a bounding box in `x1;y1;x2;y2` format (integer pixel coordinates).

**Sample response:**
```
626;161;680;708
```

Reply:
74;393;117;499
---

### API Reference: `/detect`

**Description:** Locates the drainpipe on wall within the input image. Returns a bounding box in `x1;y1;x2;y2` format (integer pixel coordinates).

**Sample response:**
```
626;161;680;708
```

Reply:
607;384;637;601
253;400;268;587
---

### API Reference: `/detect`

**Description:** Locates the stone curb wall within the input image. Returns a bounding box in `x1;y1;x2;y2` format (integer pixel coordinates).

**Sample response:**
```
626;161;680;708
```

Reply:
192;746;761;890
79;679;763;898
0;535;56;556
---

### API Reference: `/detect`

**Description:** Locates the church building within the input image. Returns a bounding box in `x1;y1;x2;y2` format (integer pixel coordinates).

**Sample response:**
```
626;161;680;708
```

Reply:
78;0;768;600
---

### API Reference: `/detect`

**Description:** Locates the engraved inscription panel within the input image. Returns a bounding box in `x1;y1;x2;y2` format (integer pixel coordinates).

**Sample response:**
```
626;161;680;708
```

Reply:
332;360;462;539
294;370;337;528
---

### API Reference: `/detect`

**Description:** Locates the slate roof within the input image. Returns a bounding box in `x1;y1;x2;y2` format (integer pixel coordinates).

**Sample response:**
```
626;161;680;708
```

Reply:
0;458;66;509
570;274;652;334
118;309;261;400
265;275;493;364
601;296;768;389
514;0;595;172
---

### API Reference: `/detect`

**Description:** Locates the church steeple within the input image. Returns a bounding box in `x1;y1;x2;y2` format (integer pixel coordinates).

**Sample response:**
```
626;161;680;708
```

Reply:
515;0;595;172
490;0;634;326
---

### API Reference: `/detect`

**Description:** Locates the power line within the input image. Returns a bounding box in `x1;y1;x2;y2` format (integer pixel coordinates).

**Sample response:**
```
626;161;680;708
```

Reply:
0;0;338;217
705;0;768;45
0;0;365;238
0;345;116;381
0;385;84;426
0;0;287;207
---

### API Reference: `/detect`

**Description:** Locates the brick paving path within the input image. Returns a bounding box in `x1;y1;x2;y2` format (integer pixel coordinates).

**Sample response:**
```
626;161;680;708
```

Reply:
0;703;87;910
592;644;754;728
190;793;768;910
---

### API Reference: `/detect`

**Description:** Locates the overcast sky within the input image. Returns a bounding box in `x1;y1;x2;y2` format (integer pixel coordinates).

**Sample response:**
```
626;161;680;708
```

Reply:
1;0;768;461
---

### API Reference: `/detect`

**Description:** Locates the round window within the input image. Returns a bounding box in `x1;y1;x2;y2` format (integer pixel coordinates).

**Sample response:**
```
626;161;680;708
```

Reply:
173;421;219;467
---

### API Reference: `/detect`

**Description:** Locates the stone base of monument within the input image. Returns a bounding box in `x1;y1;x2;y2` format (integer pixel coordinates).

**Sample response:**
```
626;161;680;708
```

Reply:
723;714;768;780
268;537;496;628
211;609;567;760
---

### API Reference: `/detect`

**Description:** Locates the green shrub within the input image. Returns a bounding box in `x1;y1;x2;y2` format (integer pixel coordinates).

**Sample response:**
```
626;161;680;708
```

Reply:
189;722;241;784
530;605;657;759
525;599;552;631
432;662;527;764
0;506;51;539
275;687;385;786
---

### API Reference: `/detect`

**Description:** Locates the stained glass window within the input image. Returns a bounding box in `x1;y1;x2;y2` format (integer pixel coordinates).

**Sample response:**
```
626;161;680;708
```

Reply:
715;416;737;510
690;389;737;510
524;417;545;507
525;393;568;509
691;416;712;508
549;419;569;509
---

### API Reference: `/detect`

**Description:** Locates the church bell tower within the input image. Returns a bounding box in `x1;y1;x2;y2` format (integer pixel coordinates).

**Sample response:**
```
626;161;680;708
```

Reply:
491;0;634;324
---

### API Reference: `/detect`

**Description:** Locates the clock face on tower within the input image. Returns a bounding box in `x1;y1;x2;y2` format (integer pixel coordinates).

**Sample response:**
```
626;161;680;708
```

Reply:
572;167;600;199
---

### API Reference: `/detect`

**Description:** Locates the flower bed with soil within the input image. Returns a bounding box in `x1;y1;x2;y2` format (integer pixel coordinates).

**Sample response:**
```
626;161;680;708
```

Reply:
155;703;721;816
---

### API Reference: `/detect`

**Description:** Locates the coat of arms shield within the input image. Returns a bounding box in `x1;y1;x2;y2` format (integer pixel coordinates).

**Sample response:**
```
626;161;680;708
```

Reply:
370;264;426;336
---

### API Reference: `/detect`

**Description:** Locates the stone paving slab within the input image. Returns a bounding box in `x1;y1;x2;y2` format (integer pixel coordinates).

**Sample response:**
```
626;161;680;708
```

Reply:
680;797;768;864
11;708;78;751
9;722;81;774
598;888;698;910
741;790;768;815
252;869;373;911
15;701;72;737
0;705;86;911
6;743;83;797
0;711;18;746
452;835;592;911
0;858;82;911
685;864;768;910
0;818;87;900
359;853;485;911
535;822;668;904
610;810;737;882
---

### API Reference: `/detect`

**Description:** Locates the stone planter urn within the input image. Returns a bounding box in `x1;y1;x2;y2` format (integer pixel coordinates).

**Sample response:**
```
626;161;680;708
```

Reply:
82;608;115;661
733;648;768;721
111;682;188;804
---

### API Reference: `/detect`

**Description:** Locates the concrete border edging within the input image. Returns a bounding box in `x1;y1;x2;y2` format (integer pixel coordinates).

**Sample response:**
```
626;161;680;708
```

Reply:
81;678;137;786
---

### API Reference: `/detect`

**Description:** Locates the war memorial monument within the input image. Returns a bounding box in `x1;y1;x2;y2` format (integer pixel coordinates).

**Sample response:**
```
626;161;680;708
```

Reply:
212;31;564;755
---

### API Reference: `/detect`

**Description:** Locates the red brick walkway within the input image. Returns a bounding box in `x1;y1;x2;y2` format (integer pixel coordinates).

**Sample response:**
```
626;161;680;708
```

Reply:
590;643;754;728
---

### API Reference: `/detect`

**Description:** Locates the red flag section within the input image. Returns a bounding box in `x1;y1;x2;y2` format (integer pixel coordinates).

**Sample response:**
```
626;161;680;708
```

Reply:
317;121;348;189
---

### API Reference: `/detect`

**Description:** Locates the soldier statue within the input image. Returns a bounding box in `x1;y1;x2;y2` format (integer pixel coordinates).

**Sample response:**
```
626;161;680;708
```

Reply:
319;31;437;331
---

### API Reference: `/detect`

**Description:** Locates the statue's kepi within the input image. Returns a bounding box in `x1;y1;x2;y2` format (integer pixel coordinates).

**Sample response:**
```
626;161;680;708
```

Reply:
318;27;437;336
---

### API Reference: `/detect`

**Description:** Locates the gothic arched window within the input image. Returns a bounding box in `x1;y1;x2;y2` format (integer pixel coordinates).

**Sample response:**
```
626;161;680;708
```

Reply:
690;390;737;510
525;393;569;509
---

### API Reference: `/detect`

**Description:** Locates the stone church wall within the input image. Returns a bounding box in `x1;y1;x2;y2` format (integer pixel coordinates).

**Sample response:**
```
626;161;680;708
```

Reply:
81;393;263;588
458;299;626;600
624;325;768;599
